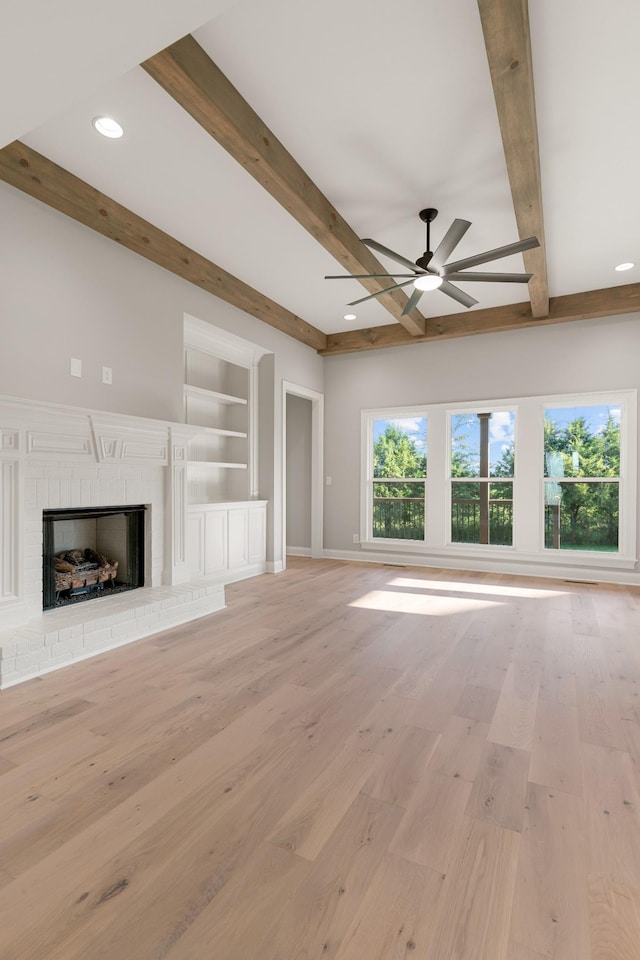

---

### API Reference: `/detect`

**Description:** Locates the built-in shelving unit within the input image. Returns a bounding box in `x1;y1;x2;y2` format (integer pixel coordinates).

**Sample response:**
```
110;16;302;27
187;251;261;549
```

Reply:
182;315;272;584
183;315;269;506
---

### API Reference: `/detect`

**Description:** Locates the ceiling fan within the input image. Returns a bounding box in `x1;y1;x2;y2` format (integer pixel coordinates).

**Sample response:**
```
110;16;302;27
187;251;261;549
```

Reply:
326;208;540;315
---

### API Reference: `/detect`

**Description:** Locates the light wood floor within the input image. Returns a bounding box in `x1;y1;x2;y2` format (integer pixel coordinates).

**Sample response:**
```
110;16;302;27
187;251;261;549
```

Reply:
1;558;640;959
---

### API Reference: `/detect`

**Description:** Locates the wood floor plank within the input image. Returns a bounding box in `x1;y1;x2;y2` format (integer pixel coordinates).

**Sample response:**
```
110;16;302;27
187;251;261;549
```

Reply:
588;875;640;960
488;661;541;751
163;843;311;959
332;852;444;960
426;816;520;960
507;942;549;960
454;682;501;722
389;770;473;872
267;742;381;860
577;676;629;751
362;724;441;806
539;626;577;706
465;740;531;833
258;792;406;960
351;693;418;756
581;742;640;888
0;558;638;959
529;696;583;796
427;715;490;783
510;782;589;959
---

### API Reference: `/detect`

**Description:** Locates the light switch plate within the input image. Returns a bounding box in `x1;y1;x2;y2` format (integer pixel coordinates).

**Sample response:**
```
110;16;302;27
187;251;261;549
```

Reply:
70;357;82;377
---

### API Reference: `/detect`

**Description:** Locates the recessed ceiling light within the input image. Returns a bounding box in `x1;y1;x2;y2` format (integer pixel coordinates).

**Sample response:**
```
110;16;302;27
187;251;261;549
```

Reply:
343;313;357;321
92;116;124;139
414;274;443;292
615;261;635;272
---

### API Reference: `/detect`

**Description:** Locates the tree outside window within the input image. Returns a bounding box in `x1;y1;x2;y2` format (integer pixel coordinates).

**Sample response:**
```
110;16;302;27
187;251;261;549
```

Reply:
372;418;426;540
544;405;620;551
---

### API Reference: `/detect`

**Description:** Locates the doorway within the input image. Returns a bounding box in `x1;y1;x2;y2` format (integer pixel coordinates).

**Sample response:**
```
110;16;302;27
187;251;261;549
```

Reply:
282;381;324;569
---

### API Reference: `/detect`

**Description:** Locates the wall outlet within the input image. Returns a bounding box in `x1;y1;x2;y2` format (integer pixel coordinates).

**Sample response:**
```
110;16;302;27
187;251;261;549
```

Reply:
352;533;360;543
70;357;82;378
326;476;332;485
102;366;113;385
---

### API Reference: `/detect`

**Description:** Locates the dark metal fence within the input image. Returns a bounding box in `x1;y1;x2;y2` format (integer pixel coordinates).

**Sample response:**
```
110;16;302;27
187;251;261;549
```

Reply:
451;498;513;546
372;497;424;539
372;496;513;544
373;495;618;550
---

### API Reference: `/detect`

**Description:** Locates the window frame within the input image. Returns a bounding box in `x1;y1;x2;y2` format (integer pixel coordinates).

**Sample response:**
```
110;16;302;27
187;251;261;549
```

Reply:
361;389;636;570
541;397;626;557
363;406;429;545
447;405;518;551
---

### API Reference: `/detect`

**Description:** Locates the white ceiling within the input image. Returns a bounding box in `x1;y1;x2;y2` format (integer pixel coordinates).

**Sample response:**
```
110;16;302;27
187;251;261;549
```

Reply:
5;0;640;339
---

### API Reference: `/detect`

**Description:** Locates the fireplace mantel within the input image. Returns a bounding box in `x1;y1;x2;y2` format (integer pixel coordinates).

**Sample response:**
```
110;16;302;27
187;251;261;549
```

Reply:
0;394;227;687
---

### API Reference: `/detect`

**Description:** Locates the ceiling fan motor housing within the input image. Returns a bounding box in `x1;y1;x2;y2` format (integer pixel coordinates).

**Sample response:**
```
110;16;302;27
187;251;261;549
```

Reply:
415;251;433;270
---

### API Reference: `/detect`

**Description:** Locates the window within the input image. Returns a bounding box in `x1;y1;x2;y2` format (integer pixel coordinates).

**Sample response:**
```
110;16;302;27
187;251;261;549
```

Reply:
544;403;620;552
371;415;427;540
361;390;635;568
450;410;515;546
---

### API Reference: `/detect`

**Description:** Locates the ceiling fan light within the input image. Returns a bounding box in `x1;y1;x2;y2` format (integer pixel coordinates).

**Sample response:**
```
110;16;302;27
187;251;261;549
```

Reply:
413;274;443;292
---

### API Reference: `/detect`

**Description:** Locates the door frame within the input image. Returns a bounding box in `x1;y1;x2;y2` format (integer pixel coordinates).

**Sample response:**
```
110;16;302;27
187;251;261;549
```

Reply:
281;381;324;568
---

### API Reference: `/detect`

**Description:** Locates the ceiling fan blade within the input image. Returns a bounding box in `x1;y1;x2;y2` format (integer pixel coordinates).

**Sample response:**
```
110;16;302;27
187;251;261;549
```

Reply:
347;279;416;307
430;219;472;271
439;280;478;309
361;238;422;272
325;273;421;279
401;287;424;316
444;271;532;283
443;236;540;274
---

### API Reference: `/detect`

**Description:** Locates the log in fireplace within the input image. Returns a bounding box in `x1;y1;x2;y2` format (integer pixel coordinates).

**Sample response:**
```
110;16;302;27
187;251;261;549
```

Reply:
42;505;145;610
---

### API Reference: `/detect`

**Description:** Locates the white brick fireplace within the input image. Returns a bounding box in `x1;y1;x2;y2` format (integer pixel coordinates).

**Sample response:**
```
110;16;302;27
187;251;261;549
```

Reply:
0;395;225;688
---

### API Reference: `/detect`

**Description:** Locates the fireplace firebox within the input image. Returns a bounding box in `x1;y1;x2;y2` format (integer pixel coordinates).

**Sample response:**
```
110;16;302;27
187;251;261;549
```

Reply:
43;505;146;610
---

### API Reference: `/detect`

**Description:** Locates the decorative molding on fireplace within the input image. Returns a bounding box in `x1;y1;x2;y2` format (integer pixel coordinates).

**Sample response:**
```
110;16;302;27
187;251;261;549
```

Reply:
168;426;192;585
27;430;95;458
1;460;19;602
92;419;169;465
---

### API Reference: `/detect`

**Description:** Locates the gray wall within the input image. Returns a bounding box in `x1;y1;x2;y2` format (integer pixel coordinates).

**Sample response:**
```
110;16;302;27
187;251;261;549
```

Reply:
0;182;324;572
286;394;312;550
323;313;640;553
0;183;323;420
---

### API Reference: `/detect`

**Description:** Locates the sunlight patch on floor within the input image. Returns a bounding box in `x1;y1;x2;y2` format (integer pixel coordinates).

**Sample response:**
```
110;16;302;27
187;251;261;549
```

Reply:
387;576;570;600
349;590;505;615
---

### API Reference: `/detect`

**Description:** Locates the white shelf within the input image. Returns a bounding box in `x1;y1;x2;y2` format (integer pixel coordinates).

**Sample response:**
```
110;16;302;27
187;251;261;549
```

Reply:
184;423;248;439
183;318;268;505
184;384;247;406
188;460;248;469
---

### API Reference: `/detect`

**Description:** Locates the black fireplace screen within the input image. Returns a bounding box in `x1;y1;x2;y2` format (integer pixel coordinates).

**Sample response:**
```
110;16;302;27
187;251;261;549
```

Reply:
43;505;145;610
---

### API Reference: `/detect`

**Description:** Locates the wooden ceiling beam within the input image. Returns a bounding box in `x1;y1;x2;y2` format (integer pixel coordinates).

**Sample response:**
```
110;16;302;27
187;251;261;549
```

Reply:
320;283;640;355
142;35;427;337
0;141;327;352
477;0;549;317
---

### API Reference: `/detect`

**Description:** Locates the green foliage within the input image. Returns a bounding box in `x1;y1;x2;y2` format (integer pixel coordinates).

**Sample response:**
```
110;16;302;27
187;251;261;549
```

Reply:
373;425;425;500
374;425;425;479
372;424;426;538
544;412;620;548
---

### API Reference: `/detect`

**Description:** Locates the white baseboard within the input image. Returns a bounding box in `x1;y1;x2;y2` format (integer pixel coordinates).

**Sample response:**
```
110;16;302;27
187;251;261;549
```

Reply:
286;546;312;557
321;547;640;586
267;560;286;574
